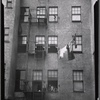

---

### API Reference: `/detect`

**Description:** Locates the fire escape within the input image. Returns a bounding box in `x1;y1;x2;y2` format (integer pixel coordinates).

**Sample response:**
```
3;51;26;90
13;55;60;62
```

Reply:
17;6;47;100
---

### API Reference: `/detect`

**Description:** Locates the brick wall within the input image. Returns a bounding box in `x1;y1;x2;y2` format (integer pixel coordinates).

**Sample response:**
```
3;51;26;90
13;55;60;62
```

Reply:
16;0;95;100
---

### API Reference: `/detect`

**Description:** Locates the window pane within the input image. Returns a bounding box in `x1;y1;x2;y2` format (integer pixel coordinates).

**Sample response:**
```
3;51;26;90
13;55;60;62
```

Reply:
73;45;82;52
20;71;25;79
33;71;42;81
24;16;29;22
72;15;81;21
74;81;83;91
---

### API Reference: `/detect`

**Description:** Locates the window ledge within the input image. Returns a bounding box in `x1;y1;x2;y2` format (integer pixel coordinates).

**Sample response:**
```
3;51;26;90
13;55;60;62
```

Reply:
73;51;83;54
72;21;81;23
5;7;13;9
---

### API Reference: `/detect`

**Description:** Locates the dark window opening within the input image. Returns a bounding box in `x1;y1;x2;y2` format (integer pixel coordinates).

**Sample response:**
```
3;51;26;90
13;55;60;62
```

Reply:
48;70;58;92
20;7;29;23
15;70;26;92
18;36;27;53
6;0;12;8
35;46;45;58
4;27;9;43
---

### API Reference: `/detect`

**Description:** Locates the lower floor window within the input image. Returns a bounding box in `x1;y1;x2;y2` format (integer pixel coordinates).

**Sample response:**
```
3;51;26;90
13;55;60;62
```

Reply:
48;80;58;92
48;70;58;92
73;70;84;92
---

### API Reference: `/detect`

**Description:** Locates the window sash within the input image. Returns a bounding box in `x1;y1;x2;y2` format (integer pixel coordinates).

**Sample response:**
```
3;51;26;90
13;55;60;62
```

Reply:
48;36;58;45
49;7;58;22
7;0;12;8
73;81;84;92
21;7;29;22
72;6;81;21
22;36;27;44
73;71;83;81
33;71;42;81
37;7;46;18
36;36;45;45
72;36;82;52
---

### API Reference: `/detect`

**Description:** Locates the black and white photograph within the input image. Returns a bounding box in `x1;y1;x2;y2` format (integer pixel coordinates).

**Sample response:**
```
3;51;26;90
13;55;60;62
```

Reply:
2;0;99;100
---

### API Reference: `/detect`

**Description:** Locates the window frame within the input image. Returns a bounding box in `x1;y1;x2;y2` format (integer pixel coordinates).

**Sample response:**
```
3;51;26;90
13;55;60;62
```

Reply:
35;35;45;46
15;70;26;91
4;27;10;43
32;70;43;81
20;7;30;23
36;6;46;19
72;35;82;53
6;0;12;9
71;6;81;22
73;70;84;92
19;35;27;45
48;35;58;46
49;6;58;23
47;70;58;93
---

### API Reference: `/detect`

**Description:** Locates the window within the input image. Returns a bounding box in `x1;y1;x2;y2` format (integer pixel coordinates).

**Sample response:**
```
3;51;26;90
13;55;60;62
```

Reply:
35;36;46;58
72;35;82;53
37;7;46;18
15;70;26;91
20;7;29;22
48;70;58;92
48;36;58;53
72;6;81;22
35;36;45;45
32;70;42;92
18;36;27;53
33;70;42;81
49;7;58;22
4;27;9;43
6;0;12;8
73;70;84;92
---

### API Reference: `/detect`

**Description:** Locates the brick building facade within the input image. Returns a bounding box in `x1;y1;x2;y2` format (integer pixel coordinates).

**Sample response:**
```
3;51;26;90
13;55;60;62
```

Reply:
3;0;98;100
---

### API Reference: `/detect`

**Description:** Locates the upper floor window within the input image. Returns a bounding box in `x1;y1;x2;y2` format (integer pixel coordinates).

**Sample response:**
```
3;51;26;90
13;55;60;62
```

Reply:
48;36;58;45
72;6;81;22
49;7;58;22
20;7;29;22
37;7;46;18
48;36;58;53
35;36;45;58
73;70;84;92
72;35;82;53
6;0;12;8
18;36;27;53
35;36;45;45
4;27;9;43
33;70;42;81
48;70;58;92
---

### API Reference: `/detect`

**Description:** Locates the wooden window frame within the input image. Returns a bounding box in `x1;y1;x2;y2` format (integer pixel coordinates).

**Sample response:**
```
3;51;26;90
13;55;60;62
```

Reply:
33;70;43;81
36;6;46;19
15;70;26;92
20;7;30;23
71;6;81;22
48;35;58;46
49;6;58;23
6;0;12;9
35;35;45;46
73;70;84;92
47;70;58;93
72;35;82;53
4;27;10;43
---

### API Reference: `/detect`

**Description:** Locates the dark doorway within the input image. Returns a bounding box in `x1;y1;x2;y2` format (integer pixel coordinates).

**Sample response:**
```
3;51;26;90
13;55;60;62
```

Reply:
94;1;99;100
